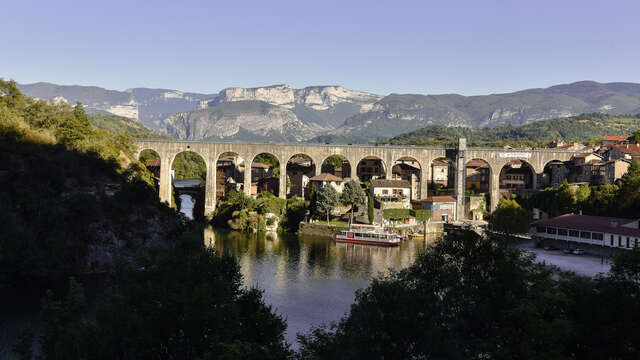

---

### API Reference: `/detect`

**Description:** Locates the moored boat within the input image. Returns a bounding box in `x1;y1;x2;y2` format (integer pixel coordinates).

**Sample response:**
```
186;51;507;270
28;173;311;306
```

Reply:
333;224;402;247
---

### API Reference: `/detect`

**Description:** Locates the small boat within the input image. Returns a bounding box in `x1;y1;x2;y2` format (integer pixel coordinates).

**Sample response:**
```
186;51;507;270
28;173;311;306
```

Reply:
333;224;402;247
409;233;424;239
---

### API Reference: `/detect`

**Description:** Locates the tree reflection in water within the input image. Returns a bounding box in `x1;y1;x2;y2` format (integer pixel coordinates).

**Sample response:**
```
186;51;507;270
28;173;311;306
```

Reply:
202;225;440;346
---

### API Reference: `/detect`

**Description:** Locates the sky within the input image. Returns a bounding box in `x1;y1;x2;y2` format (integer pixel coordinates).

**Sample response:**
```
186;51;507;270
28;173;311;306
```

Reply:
2;0;640;96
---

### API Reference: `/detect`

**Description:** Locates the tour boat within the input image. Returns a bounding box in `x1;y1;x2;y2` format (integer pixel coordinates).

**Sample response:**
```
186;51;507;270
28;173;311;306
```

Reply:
333;224;402;247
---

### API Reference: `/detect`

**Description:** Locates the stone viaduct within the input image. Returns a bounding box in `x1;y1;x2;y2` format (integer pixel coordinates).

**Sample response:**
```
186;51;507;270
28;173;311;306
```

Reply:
133;138;582;221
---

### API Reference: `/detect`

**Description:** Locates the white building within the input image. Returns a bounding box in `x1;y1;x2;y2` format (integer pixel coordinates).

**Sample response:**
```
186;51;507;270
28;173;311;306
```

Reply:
371;179;411;209
531;214;640;252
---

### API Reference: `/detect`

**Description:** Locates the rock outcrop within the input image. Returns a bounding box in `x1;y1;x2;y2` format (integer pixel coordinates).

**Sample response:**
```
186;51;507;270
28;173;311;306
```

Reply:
18;80;640;142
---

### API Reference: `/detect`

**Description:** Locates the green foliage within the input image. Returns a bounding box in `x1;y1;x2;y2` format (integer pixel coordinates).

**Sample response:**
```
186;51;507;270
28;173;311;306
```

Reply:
610;246;640;283
172;151;206;181
298;230;640;359
88;113;167;139
255;191;286;216
298;231;569;359
386;112;640;147
0;79;180;290
523;161;640;218
253;153;280;177
488;199;530;235
213;190;256;228
314;185;340;224
340;180;366;224
382;208;411;220
282;197;308;233
39;238;292;359
138;149;160;164
367;191;374;224
414;209;431;222
323;155;345;171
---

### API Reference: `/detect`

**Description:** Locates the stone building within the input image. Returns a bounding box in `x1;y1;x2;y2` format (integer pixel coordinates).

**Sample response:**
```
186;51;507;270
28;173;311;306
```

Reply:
465;159;489;192
421;196;456;222
371;179;411;209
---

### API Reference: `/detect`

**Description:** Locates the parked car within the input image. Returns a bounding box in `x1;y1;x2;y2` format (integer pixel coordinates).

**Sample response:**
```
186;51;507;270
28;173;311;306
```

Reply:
563;249;572;254
543;246;556;251
572;249;585;255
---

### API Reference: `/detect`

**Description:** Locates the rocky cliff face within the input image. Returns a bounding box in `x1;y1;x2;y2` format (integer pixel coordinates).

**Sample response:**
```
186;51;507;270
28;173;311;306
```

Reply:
161;101;321;142
333;81;640;138
18;80;640;142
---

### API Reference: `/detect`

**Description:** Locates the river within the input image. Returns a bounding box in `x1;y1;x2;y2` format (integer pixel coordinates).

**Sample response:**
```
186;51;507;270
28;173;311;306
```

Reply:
204;226;437;346
0;194;436;354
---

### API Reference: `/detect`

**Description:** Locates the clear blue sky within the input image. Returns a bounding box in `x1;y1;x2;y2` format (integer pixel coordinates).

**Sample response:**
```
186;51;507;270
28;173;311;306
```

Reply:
2;0;639;95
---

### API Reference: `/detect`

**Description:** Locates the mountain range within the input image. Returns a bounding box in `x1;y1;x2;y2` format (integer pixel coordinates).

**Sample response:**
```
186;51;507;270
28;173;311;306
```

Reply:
17;80;640;142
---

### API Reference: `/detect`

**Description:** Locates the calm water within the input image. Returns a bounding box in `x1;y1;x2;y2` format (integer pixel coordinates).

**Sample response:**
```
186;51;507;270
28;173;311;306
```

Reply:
179;194;195;220
204;227;438;346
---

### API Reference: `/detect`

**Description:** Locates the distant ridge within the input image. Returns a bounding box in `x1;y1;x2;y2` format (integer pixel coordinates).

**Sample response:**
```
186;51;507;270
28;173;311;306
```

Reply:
15;80;640;142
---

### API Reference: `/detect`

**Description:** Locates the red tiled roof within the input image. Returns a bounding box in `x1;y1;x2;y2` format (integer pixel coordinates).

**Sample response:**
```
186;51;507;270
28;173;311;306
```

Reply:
610;144;640;156
146;158;160;167
371;179;410;188
573;153;598;158
288;156;311;165
533;214;640;237
604;135;630;141
422;196;456;202
310;173;343;182
466;159;489;168
251;162;270;169
218;156;235;162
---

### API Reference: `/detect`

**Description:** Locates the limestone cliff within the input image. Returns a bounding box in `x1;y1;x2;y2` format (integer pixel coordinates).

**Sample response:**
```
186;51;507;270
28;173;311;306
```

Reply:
18;80;640;142
161;101;320;142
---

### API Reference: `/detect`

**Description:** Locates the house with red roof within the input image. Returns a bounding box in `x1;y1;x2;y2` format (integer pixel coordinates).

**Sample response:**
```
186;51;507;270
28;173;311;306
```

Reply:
602;135;631;146
531;214;640;255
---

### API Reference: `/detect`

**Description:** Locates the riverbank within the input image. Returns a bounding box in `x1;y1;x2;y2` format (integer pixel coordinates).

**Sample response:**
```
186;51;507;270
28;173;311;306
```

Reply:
298;221;445;237
298;222;347;237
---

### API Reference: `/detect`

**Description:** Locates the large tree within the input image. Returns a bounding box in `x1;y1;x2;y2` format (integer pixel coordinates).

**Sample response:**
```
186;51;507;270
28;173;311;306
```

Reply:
340;180;366;225
315;185;340;224
297;231;571;359
38;239;293;359
488;198;530;235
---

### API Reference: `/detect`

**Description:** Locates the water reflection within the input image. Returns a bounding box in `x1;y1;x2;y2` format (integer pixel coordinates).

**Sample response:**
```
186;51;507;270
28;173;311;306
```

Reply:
205;226;439;346
178;194;194;220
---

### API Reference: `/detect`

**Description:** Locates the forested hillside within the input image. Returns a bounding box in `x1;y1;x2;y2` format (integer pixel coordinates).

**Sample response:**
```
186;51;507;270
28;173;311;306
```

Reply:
385;113;640;147
88;113;168;139
0;79;182;290
1;79;291;359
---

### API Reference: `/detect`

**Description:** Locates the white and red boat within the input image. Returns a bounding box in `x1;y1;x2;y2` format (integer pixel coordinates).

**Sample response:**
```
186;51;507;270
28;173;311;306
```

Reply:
333;224;402;247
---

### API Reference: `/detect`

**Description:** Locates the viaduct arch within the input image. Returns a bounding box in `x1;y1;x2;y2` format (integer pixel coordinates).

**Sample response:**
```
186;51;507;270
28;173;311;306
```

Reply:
134;138;580;220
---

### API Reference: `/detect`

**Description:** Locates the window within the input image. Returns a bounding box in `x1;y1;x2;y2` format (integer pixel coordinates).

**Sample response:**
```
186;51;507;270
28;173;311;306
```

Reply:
569;230;580;237
557;229;568;236
592;233;603;241
636;239;638;248
382;189;388;195
619;236;622;247
627;237;630;248
611;235;614;246
536;226;546;233
547;227;557;234
580;231;591;239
